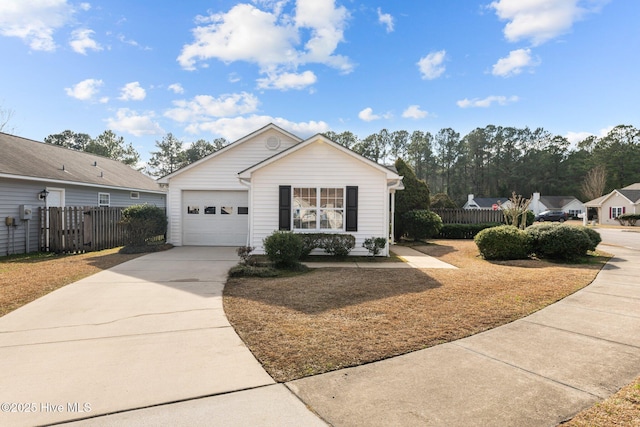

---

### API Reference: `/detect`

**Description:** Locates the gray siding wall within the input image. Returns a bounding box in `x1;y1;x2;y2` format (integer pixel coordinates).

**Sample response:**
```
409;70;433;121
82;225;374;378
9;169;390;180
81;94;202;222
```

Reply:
1;177;166;256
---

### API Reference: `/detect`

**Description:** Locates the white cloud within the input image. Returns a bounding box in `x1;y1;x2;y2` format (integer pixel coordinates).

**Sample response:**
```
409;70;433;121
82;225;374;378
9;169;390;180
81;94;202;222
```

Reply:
65;78;103;101
79;3;91;11
105;108;164;136
489;0;609;46
565;126;613;144
256;70;317;90
492;48;538;77
69;28;102;55
177;0;353;80
186;115;329;141
417;50;446;80
0;0;74;51
118;82;146;101
165;92;260;123
358;107;380;122
456;95;519;108
377;8;394;33
402;105;428;119
168;83;184;94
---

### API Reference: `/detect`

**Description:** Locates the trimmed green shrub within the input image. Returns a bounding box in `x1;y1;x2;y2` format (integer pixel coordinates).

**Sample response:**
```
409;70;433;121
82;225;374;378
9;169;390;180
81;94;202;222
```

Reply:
616;213;640;226
363;237;387;256
120;204;167;246
575;226;602;251
402;210;443;241
263;231;304;268
439;223;501;239
300;233;324;258
526;224;592;261
474;225;530;260
319;234;356;257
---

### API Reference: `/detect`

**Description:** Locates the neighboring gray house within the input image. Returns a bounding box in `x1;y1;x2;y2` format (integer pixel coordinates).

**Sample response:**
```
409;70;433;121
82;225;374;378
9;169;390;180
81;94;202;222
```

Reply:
463;194;510;210
1;132;166;256
529;192;584;217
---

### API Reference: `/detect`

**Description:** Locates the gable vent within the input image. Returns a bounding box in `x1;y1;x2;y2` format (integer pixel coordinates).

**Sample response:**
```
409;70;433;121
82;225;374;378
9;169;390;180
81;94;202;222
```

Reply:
266;136;281;150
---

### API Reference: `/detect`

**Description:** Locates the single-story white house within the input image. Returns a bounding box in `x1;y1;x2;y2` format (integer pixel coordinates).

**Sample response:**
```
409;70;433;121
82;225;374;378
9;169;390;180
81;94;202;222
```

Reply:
529;192;584;217
158;124;404;256
584;183;640;225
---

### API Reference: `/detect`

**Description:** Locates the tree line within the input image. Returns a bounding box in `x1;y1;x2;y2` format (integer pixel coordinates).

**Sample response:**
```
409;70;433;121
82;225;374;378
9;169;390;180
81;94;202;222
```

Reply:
326;124;640;204
43;130;228;176
44;124;639;204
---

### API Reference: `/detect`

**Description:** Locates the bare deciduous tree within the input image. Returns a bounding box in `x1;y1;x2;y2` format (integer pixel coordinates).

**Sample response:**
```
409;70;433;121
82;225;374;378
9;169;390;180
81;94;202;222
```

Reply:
501;192;531;230
581;165;607;201
0;105;15;133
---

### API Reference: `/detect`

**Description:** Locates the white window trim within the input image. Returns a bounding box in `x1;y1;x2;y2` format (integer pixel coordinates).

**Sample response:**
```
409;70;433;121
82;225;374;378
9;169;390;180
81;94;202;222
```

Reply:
130;191;140;199
612;206;624;218
98;192;111;207
293;186;345;231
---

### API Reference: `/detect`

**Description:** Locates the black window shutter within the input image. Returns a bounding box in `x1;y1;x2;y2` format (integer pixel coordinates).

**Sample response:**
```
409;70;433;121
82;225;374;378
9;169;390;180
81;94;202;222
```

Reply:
279;185;291;230
345;186;358;232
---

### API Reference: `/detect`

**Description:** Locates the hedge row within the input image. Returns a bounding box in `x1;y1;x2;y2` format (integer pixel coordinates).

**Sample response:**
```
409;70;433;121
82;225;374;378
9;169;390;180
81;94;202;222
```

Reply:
263;231;356;268
474;224;601;261
438;223;502;239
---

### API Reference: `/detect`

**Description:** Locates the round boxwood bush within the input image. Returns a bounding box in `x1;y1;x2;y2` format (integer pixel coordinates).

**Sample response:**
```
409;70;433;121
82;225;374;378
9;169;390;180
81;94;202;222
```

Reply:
575;226;602;251
263;231;304;268
526;224;592;261
474;225;530;260
402;210;443;241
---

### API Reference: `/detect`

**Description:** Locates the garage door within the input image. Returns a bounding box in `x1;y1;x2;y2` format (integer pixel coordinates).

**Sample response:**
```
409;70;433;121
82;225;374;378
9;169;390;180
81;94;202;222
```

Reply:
182;190;249;246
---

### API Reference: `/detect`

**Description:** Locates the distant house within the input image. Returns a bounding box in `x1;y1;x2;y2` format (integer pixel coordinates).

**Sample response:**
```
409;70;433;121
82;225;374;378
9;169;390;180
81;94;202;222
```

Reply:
584;183;640;225
529;192;584;218
0;132;166;256
158;123;404;256
463;194;510;210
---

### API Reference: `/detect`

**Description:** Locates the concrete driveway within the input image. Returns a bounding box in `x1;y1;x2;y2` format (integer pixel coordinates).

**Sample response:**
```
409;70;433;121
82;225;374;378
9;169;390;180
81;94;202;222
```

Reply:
0;247;323;427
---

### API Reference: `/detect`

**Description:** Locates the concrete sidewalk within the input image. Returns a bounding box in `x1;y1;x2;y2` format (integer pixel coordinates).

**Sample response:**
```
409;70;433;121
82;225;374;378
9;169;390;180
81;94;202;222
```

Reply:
0;247;322;427
288;244;640;426
2;243;638;426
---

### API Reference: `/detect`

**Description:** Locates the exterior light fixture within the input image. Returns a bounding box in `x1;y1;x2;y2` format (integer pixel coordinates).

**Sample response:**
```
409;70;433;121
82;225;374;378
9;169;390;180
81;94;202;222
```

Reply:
38;189;50;200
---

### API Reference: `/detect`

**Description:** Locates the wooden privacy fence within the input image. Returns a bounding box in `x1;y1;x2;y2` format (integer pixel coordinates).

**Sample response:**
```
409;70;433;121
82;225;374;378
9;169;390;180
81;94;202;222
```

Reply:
431;208;505;224
39;207;128;254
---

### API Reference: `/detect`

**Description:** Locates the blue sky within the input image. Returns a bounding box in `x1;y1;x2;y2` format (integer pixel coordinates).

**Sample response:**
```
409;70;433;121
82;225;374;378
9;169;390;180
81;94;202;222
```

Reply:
1;0;638;163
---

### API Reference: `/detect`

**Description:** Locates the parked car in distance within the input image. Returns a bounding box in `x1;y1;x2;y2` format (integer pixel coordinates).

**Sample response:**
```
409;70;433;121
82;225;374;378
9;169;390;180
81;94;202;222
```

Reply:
535;210;568;222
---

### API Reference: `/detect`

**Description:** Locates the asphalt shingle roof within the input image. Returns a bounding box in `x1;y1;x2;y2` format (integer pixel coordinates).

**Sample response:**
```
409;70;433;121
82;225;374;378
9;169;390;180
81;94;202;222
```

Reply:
0;132;163;192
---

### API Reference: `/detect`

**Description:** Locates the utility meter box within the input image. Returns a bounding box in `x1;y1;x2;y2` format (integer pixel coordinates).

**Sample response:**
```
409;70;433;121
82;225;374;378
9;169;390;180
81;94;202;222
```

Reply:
19;205;33;220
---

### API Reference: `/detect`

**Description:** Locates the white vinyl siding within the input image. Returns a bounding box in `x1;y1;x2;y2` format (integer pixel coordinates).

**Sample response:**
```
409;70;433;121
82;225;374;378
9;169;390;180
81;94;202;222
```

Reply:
165;129;298;246
249;142;389;256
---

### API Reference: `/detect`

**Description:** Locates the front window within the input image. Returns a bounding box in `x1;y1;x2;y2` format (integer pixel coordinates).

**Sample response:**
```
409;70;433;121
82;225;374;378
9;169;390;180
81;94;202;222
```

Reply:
98;192;110;207
293;187;343;230
612;207;624;218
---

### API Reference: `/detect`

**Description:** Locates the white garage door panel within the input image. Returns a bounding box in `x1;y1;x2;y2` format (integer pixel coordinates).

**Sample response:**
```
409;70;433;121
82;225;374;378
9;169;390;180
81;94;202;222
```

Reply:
182;191;248;246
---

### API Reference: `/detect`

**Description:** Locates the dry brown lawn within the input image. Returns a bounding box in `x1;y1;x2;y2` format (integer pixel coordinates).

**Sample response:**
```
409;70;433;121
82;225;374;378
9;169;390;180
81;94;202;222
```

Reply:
564;375;640;426
224;239;609;382
0;249;144;317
